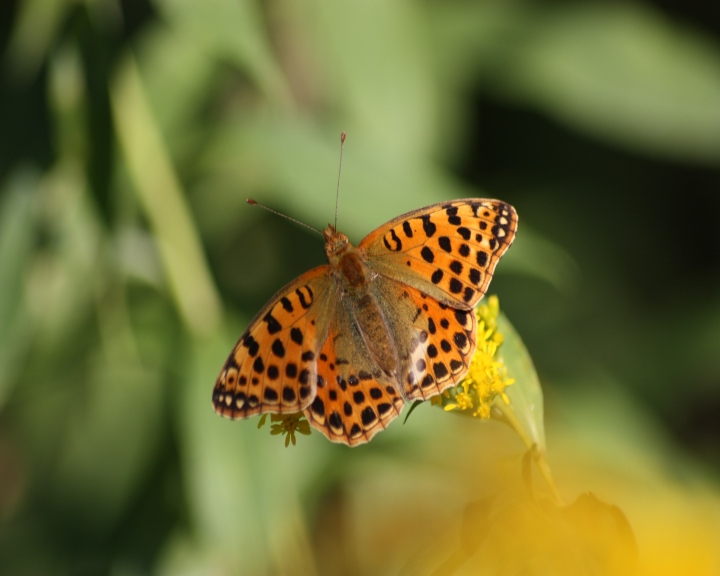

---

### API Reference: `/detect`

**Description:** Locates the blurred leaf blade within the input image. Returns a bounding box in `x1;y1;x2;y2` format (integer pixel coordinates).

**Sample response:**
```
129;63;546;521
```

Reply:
0;171;36;407
110;54;223;337
3;0;74;80
496;4;720;163
153;0;293;107
172;335;322;574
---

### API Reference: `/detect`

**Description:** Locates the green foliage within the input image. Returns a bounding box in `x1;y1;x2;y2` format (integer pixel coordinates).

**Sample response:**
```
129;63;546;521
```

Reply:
1;0;719;574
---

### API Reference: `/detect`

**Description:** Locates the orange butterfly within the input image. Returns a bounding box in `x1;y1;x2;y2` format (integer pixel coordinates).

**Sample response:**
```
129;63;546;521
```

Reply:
213;199;517;446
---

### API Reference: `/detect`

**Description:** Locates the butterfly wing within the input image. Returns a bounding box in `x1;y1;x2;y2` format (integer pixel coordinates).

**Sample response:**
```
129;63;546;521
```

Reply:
302;270;479;445
359;199;517;309
303;293;405;446
370;275;478;401
213;267;334;418
214;198;517;445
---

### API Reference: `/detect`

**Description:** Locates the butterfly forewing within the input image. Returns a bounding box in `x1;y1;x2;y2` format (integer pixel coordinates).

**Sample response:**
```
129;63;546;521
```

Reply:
359;199;517;309
213;267;333;418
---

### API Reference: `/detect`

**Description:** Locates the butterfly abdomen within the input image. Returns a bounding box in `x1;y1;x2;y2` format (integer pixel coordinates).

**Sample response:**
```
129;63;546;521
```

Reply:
334;244;398;378
353;293;397;378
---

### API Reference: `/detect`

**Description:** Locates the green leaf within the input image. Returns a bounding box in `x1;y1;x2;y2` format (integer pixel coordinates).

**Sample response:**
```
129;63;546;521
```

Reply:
495;311;546;454
0;171;36;408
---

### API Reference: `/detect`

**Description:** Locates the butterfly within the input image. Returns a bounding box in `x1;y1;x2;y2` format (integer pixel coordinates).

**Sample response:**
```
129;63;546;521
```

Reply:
213;199;517;446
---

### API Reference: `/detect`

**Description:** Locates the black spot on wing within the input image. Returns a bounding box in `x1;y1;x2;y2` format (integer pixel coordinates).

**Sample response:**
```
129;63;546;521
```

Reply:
361;406;377;426
421;246;434;263
243;335;260;357
377;403;392;416
454;332;468;349
384;228;403;252
402;220;413;238
421;215;436;237
290;327;303;345
329;411;343;431
428;318;436;334
311;396;325;416
463;287;475;303
433;362;449;379
271;339;285;358
296;286;313;309
263;313;282;335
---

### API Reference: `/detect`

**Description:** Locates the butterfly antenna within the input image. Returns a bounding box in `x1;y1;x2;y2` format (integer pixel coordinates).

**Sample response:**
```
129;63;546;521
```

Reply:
246;199;324;237
334;131;346;230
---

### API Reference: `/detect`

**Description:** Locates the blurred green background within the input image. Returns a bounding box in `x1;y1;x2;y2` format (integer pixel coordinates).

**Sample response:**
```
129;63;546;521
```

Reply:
1;0;719;574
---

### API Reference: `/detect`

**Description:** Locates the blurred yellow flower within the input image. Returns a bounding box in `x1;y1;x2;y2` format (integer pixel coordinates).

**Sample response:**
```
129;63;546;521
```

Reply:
446;490;638;576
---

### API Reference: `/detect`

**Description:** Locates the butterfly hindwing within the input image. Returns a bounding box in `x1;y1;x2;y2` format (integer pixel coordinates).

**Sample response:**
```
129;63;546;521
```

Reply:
371;278;478;401
359;199;517;309
213;267;332;418
303;298;404;446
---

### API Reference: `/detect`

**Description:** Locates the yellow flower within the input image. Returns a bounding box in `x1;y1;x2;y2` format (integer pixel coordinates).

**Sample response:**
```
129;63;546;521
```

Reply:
477;294;503;345
444;387;474;412
258;412;311;446
440;296;514;419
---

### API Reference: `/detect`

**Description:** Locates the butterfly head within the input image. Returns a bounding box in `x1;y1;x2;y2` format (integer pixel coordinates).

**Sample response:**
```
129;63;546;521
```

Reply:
323;225;350;260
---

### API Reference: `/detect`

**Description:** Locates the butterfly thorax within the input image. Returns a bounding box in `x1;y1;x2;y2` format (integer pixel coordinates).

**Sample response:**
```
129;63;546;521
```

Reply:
323;225;398;377
324;225;365;288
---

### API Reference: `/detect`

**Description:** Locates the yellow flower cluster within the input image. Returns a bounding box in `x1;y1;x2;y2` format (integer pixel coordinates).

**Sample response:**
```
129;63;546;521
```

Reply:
432;296;515;418
257;412;311;447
